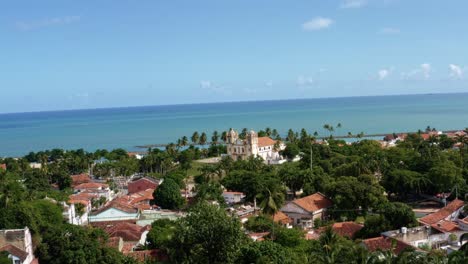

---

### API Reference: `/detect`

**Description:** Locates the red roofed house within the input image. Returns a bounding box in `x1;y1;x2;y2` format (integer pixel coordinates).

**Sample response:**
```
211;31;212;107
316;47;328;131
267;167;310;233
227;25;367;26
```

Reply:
330;222;363;239
419;199;465;226
273;211;293;228
71;173;91;187
88;200;140;223
362;236;412;255
128;177;159;194
74;182;113;201
0;164;6;170
226;129;286;164
280;192;333;229
0;227;37;264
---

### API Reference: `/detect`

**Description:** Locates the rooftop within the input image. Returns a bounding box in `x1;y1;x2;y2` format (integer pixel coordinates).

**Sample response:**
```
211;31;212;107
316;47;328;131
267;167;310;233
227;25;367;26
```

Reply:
292;192;332;213
419;199;465;225
362;236;412;255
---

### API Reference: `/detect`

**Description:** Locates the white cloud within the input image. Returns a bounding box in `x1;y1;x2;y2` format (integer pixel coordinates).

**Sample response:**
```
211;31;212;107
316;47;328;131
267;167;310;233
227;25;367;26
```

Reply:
340;0;367;9
200;80;230;95
421;63;431;79
378;69;390;80
302;17;334;31
402;63;432;80
200;80;212;89
16;16;80;31
296;76;314;86
449;64;463;79
379;27;400;34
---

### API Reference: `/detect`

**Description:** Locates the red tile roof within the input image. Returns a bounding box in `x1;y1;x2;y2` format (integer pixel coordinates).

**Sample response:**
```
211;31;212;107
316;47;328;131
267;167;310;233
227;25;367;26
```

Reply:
0;244;28;262
258;137;278;147
292;192;332;213
431;220;461;233
107;237;123;251
362;236;412;255
273;211;292;225
102;222;149;242
331;222;363;238
71;173;91;186
74;182;109;190
419;199;465;225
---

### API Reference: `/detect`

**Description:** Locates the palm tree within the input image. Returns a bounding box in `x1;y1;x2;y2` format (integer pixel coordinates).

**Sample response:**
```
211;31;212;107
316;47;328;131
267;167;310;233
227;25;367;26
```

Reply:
323;124;334;138
221;131;228;143
256;187;285;216
191;132;200;145
211;131;219;145
272;129;279;139
265;127;272;137
199;132;208;145
181;136;189;147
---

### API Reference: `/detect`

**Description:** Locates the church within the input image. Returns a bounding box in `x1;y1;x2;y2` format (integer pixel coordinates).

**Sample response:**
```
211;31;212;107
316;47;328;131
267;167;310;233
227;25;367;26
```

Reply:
226;129;286;164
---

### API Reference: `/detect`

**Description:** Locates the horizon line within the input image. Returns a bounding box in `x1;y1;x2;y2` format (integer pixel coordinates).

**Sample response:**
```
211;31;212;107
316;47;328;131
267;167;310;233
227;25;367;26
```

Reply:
1;91;467;116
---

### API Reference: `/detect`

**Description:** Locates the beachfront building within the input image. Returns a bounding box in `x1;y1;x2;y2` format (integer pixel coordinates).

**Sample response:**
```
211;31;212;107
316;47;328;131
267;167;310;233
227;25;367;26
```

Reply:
226;129;286;164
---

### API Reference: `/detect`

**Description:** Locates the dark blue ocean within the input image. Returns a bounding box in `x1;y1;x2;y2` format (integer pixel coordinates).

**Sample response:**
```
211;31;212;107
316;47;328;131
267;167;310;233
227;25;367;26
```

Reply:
1;93;468;157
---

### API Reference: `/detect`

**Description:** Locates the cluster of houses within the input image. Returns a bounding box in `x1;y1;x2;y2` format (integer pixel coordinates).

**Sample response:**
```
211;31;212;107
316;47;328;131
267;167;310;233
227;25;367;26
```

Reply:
240;191;468;256
382;129;467;148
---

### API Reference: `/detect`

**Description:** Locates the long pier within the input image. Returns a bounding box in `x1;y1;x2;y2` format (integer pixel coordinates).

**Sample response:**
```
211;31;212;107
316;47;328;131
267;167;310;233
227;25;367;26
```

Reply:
135;130;462;149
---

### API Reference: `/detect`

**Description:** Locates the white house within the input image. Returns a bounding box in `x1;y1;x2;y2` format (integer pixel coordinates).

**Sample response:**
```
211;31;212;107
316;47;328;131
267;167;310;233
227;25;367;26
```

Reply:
0;227;36;264
222;191;245;204
280;192;332;229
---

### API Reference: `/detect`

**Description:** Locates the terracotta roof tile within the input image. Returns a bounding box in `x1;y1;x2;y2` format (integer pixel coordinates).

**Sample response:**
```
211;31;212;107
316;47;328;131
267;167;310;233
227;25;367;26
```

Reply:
431;220;461;233
362;236;412;255
258;137;278;147
419;199;465;225
71;173;91;186
292;192;332;213
0;245;28;262
273;211;292;225
74;182;109;190
331;222;363;238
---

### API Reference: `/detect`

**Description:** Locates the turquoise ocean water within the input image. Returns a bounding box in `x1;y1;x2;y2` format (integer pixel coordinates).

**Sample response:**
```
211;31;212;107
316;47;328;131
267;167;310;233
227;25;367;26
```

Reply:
1;93;468;157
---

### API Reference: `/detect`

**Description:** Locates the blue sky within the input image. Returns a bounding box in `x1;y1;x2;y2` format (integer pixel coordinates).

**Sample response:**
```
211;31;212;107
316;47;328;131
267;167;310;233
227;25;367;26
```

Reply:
1;0;467;113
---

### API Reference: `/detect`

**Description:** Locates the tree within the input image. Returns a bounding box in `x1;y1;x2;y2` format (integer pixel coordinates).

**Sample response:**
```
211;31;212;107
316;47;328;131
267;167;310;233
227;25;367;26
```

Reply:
281;143;300;160
256;187;285;216
152;178;185;209
36;224;137;264
146;219;177;250
199;132;208;145
236;241;295;264
191;132;200;145
169;202;246;263
212;131;219;145
0;251;10;264
221;131;228;143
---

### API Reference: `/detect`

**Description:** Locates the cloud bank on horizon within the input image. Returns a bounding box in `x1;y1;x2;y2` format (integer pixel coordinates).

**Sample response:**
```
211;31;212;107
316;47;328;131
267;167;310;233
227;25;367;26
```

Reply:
0;0;467;113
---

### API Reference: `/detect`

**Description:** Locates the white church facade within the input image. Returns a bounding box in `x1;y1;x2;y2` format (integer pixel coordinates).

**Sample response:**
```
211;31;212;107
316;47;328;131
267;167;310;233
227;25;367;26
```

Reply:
226;129;286;164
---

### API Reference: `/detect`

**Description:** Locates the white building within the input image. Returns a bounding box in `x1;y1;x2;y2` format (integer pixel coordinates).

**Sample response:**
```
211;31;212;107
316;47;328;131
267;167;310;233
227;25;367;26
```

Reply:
222;191;245;204
0;227;36;264
226;129;286;164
